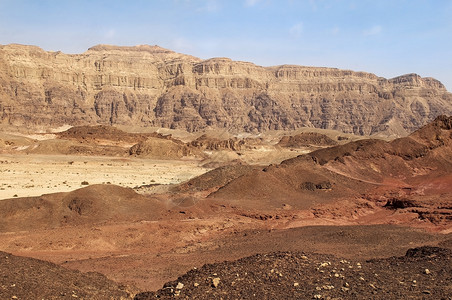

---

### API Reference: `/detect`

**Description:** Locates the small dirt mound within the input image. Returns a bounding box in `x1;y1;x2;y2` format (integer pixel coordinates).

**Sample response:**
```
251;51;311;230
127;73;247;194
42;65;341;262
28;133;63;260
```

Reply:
0;185;165;231
60;185;165;225
57;125;158;143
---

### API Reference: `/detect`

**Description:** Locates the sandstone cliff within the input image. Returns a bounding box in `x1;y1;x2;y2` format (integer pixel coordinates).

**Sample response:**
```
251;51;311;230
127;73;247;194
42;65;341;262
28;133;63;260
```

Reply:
1;43;451;136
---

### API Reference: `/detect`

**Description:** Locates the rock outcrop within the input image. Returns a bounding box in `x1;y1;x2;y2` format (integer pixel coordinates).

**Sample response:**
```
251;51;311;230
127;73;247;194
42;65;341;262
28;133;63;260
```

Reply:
277;132;338;148
1;43;451;136
189;134;245;151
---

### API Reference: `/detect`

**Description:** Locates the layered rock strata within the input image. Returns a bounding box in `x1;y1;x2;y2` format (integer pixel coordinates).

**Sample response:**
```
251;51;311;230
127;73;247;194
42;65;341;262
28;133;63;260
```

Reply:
1;44;451;136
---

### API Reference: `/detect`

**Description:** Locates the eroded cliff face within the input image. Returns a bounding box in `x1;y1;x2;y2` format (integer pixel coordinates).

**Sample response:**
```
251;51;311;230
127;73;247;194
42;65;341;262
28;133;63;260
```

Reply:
1;43;451;136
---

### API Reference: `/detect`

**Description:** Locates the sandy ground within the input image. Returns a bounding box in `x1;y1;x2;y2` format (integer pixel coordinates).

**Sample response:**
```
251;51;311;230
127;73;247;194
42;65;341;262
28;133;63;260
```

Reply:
0;154;208;200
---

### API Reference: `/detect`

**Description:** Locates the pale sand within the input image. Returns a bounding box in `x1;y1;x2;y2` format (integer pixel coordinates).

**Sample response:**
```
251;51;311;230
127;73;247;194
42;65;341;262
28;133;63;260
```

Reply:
0;154;208;200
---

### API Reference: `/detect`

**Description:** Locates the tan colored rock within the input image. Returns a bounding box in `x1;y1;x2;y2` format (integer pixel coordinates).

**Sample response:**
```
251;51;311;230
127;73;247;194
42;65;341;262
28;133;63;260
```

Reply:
1;44;451;136
211;277;220;288
129;136;195;159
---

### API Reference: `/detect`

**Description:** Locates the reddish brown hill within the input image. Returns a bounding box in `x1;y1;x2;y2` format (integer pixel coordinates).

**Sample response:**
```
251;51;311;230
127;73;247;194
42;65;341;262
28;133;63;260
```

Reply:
171;163;259;194
0;185;165;232
208;116;452;224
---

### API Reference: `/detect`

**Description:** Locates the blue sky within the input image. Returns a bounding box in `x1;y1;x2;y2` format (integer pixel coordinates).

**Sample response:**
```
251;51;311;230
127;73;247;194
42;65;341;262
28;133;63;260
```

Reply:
0;0;451;90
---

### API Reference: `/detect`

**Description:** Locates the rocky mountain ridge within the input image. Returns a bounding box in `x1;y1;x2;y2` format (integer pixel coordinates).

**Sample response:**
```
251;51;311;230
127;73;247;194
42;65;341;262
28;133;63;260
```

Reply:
1;43;451;136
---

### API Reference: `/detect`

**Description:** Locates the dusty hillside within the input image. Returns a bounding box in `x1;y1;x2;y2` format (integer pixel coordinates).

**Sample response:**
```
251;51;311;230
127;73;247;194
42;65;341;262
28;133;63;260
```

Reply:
1;44;451;136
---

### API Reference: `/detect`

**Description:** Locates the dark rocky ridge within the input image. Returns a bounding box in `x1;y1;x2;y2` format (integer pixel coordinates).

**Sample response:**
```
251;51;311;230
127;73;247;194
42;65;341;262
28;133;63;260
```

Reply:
135;246;452;299
1;44;451;136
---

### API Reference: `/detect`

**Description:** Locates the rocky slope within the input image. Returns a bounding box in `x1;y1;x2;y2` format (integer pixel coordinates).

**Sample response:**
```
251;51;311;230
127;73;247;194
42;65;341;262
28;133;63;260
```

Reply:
199;116;452;229
0;250;133;299
136;246;452;299
1;44;451;136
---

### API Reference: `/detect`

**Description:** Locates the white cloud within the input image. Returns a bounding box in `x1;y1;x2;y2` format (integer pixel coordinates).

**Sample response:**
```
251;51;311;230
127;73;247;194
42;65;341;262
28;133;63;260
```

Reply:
363;25;382;36
290;22;303;38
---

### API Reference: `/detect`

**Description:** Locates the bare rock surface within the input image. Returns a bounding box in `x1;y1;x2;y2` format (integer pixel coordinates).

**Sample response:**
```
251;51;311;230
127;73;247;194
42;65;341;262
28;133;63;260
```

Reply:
1;44;451;136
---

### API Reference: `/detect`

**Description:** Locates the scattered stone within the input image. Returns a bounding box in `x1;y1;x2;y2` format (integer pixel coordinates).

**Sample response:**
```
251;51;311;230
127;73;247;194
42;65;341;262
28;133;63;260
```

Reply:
319;262;330;268
176;282;184;289
294;282;299;287
193;283;199;287
211;277;220;288
424;268;431;275
313;295;322;299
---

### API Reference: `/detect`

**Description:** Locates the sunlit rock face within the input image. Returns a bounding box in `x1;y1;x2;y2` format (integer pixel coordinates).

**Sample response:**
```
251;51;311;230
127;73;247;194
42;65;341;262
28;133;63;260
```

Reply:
1;43;451;136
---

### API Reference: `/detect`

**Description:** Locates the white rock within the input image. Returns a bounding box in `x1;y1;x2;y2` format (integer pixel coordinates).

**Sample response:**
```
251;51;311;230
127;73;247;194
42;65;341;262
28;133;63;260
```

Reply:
176;282;184;289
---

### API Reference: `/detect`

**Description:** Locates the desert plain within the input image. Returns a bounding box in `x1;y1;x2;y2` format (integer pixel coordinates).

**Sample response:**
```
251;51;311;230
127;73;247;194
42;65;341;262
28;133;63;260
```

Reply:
0;117;451;299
